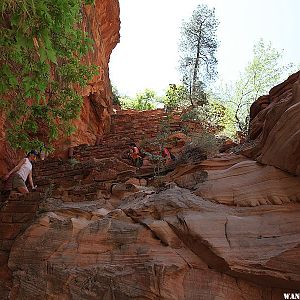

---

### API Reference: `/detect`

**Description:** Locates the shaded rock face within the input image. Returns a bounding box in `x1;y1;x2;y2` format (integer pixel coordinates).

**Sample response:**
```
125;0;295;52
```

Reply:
71;0;120;146
0;0;120;175
242;71;300;175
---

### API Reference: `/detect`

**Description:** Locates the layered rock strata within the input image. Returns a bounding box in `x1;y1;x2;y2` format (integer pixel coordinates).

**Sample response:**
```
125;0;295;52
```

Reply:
72;0;120;146
165;154;300;207
1;149;300;298
5;186;300;299
242;71;300;175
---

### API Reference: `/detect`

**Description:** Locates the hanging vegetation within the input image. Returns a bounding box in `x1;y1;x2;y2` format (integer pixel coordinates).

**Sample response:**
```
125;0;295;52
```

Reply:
0;0;98;151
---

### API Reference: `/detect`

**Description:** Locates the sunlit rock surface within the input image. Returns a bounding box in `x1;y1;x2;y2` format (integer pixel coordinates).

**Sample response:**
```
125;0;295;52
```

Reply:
164;154;300;207
6;186;300;299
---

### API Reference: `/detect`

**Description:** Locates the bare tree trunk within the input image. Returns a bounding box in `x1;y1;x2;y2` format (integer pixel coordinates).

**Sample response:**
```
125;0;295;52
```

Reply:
190;36;201;107
188;69;193;106
192;37;201;88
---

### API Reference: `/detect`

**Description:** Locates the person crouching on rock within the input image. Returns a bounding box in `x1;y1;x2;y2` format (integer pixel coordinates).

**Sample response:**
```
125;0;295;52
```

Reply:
162;147;176;165
4;150;38;194
128;143;143;168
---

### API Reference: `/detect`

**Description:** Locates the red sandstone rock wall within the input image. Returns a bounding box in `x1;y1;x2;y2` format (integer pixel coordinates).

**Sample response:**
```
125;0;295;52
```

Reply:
242;71;300;175
0;0;120;176
1;110;300;298
72;0;120;145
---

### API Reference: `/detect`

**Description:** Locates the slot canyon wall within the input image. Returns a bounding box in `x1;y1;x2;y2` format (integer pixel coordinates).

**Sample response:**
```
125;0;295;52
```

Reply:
1;0;300;298
1;70;299;299
242;71;300;176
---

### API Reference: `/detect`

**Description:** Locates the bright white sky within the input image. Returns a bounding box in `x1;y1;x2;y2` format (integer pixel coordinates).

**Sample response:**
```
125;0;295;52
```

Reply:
109;0;299;97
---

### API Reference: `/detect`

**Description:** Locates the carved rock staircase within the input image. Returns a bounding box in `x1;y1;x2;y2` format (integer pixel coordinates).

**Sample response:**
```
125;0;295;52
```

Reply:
73;108;182;161
0;109;183;294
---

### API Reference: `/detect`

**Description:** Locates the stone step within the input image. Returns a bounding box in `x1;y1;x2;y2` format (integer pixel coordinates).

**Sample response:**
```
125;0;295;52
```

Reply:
3;110;185;202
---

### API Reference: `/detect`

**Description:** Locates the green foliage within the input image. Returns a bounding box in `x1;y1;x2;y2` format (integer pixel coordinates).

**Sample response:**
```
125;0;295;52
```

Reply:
68;157;79;167
163;84;189;110
181;100;232;134
175;132;220;167
219;39;294;134
112;85;121;106
0;0;97;151
150;115;172;176
179;4;219;106
120;89;159;110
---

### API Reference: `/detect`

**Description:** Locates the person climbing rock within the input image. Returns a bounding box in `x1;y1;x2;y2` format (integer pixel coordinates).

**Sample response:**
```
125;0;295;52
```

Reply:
3;150;38;194
128;143;143;168
162;147;176;164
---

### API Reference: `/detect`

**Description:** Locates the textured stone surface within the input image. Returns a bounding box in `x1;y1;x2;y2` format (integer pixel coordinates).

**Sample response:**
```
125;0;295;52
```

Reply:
162;154;300;207
193;155;300;207
69;0;120;146
2;70;300;298
164;154;300;206
2;146;300;298
72;109;185;166
6;187;300;299
242;71;300;175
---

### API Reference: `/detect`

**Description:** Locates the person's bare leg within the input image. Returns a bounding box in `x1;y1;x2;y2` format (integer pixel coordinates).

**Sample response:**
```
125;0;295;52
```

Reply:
17;186;29;194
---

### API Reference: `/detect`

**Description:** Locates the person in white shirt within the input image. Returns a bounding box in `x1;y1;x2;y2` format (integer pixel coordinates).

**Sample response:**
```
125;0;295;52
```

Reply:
4;150;38;194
